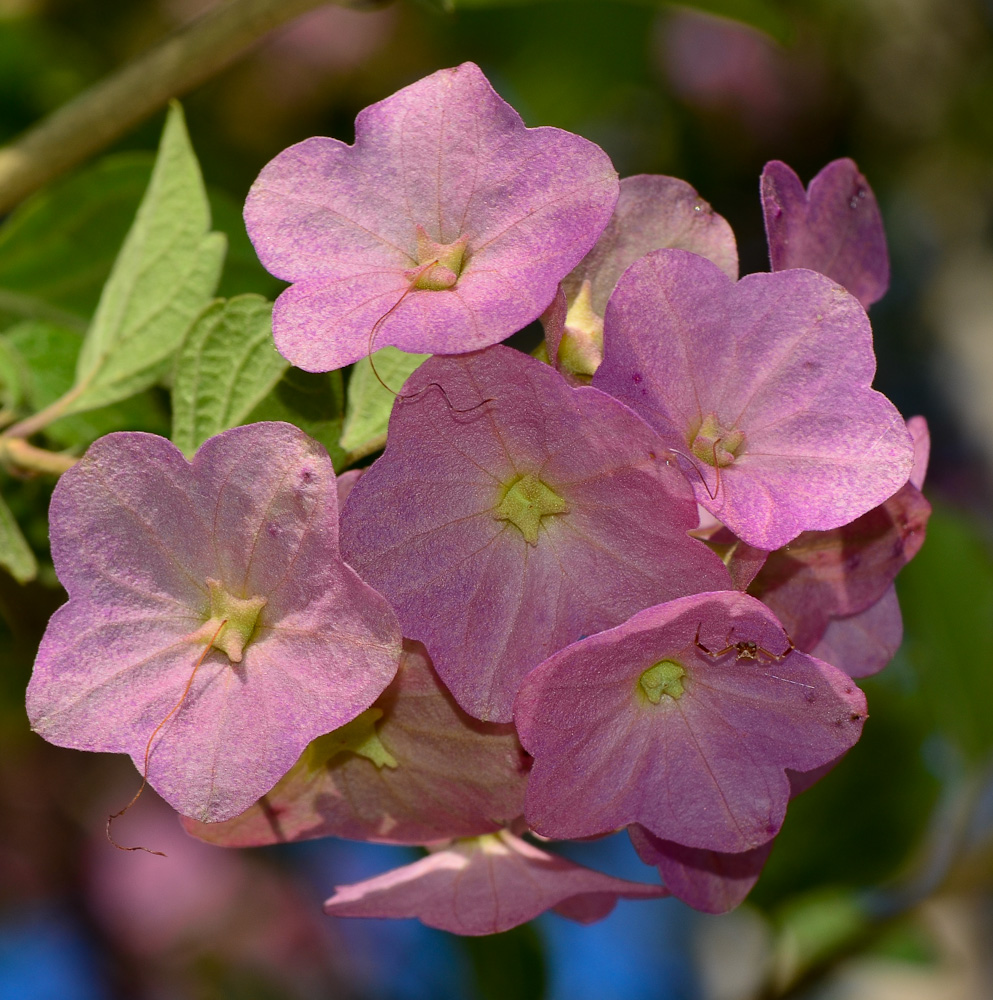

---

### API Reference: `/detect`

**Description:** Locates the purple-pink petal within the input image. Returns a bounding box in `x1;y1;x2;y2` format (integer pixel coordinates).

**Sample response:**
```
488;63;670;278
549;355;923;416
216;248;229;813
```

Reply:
515;591;866;853
183;640;529;847
810;585;903;679
340;345;731;722
761;158;889;308
564;173;738;314
593;249;915;550
322;830;666;935
246;62;618;371
749;482;930;650
907;415;930;490
628;824;772;914
27;423;402;822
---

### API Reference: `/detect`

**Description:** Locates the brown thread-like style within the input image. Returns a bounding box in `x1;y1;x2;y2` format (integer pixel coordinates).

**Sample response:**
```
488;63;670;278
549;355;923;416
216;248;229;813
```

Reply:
106;618;228;856
364;259;494;418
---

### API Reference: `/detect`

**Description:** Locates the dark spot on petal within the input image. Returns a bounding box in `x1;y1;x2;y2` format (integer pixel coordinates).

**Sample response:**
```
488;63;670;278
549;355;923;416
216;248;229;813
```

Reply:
632;373;643;384
267;523;279;538
301;468;315;483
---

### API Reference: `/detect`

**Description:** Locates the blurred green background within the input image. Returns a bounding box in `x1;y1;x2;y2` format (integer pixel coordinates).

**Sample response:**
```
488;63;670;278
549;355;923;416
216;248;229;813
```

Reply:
1;1;992;998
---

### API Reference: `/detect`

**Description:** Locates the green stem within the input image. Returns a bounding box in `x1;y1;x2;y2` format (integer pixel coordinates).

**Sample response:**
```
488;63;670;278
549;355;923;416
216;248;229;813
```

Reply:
0;436;77;476
4;383;85;440
0;0;361;214
341;431;388;470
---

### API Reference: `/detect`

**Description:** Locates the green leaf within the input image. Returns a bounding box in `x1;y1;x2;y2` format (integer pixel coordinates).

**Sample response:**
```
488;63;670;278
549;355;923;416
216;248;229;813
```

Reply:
208;188;285;300
897;503;993;762
340;347;429;459
0;489;37;584
0;334;28;411
0;154;154;325
5;321;169;449
65;102;226;417
172;295;288;456
245;366;346;471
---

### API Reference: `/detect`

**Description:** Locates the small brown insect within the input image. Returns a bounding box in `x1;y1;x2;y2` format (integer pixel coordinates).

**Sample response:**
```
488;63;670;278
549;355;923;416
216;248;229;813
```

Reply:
694;624;794;662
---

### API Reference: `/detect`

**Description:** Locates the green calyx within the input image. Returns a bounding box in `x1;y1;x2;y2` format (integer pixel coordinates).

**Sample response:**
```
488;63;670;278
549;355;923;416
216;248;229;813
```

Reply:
494;473;569;545
304;708;398;772
557;279;604;380
638;660;686;704
195;578;266;663
689;411;746;468
409;224;468;291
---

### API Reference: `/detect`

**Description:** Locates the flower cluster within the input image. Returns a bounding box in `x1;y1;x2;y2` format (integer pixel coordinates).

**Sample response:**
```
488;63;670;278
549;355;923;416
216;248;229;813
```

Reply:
28;63;929;932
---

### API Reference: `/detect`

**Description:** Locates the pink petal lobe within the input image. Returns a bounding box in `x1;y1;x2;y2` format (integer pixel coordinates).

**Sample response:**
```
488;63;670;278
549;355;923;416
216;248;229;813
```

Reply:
516;591;867;853
761;158;889;308
628;824;772;914
340;345;731;722
907;415;930;489
322;830;666;935
594;250;914;550
246;62;618;371
28;423;402;822
564;173;738;316
750;483;930;650
810;585;903;678
183;640;529;846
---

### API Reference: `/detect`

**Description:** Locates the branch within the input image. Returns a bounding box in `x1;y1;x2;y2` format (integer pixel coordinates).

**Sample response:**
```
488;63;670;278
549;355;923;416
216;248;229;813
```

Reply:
0;437;77;476
0;0;358;215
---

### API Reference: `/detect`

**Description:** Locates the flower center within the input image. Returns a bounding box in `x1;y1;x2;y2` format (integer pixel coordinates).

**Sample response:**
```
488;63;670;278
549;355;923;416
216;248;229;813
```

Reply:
494;473;569;546
638;660;686;704
408;224;468;291
193;578;266;664
304;708;397;772
689;412;746;468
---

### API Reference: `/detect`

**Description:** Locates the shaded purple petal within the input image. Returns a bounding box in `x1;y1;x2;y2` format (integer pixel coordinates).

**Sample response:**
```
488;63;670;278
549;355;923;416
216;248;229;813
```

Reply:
322;830;666;935
246;62;618;371
761;159;889;308
594;250;914;550
628;824;772;914
516;591;866;853
810;585;903;679
564;174;738;315
184;640;528;846
340;345;731;721
27;423;402;822
749;483;930;650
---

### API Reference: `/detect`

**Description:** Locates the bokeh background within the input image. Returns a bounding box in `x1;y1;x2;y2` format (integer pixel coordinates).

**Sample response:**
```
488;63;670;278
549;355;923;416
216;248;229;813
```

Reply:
1;0;993;997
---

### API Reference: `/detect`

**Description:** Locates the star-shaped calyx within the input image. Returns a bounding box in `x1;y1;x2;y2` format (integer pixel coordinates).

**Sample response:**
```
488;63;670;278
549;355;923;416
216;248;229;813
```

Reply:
245;62;618;372
26;422;403;822
339;345;731;722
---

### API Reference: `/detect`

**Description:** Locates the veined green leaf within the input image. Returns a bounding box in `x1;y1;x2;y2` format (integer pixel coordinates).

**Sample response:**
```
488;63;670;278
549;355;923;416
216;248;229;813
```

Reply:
65;102;225;416
340;347;429;459
0;489;37;584
5;321;169;450
172;295;287;456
